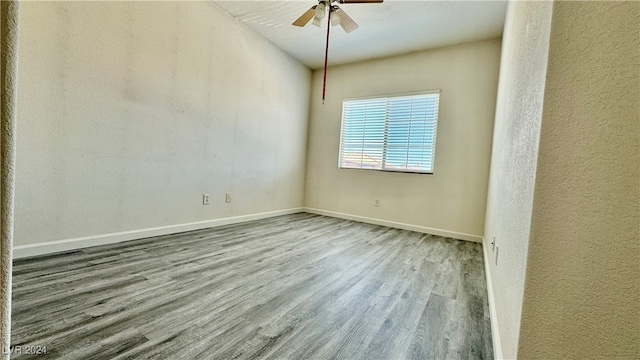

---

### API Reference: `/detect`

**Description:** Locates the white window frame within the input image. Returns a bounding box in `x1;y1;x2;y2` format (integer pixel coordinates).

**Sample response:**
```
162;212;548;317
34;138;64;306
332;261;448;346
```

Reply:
338;90;440;174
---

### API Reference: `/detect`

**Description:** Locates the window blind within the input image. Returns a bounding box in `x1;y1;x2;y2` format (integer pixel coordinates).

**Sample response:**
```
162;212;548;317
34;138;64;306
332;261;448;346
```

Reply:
339;92;440;174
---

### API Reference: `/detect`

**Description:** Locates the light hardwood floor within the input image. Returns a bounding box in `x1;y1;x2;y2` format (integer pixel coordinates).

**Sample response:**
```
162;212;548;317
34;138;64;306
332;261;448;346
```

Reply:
11;213;493;359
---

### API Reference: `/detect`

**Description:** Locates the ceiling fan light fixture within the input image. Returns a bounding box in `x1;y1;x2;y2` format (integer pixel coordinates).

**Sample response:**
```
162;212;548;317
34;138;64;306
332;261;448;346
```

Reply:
312;2;326;27
330;8;342;26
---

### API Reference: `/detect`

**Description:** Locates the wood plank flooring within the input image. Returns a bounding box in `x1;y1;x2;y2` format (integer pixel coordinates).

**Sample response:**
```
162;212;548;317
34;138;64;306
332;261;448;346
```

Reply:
11;213;493;359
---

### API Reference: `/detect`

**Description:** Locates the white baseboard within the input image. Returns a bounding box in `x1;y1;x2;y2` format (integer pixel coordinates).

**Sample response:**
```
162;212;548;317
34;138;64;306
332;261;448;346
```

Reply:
14;207;483;258
13;208;304;259
482;240;503;360
303;207;483;243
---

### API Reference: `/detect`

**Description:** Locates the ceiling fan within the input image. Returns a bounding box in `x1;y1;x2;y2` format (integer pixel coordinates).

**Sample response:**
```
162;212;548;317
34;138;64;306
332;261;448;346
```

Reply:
293;0;383;104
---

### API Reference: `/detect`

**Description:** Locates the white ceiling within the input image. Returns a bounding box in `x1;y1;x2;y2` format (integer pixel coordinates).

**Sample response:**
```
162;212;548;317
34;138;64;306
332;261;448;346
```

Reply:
211;0;508;69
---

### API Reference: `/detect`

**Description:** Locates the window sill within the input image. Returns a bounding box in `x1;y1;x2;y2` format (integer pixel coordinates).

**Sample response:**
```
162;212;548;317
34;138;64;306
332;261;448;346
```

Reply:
338;167;434;175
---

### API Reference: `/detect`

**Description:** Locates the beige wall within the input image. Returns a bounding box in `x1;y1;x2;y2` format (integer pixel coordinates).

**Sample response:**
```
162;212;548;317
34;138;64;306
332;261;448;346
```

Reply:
482;2;553;358
305;38;501;240
485;1;640;358
1;1;21;355
519;2;639;358
14;2;310;246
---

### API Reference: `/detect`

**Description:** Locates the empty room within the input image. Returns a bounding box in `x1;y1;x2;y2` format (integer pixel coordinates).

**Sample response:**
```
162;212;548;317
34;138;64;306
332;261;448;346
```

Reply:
1;1;638;359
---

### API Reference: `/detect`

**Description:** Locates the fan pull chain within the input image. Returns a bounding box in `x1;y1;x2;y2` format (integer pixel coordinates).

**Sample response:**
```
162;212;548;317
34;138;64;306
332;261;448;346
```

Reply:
322;7;331;105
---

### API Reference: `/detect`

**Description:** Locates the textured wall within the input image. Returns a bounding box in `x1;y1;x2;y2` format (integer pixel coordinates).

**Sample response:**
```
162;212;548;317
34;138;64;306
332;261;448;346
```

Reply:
305;38;501;239
1;1;20;357
14;2;310;246
519;2;640;358
482;2;553;358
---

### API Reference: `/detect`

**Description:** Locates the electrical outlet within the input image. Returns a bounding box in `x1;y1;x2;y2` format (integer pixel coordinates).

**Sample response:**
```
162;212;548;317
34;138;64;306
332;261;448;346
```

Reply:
495;246;499;265
203;194;210;205
374;198;380;207
225;193;232;203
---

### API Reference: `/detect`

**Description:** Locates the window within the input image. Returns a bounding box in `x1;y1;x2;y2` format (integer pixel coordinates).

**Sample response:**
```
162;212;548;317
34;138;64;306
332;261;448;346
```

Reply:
338;91;440;174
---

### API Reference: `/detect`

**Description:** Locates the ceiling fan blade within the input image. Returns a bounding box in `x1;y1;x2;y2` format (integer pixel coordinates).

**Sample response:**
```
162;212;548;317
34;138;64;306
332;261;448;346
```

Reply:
337;0;383;3
333;7;359;33
292;6;317;27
